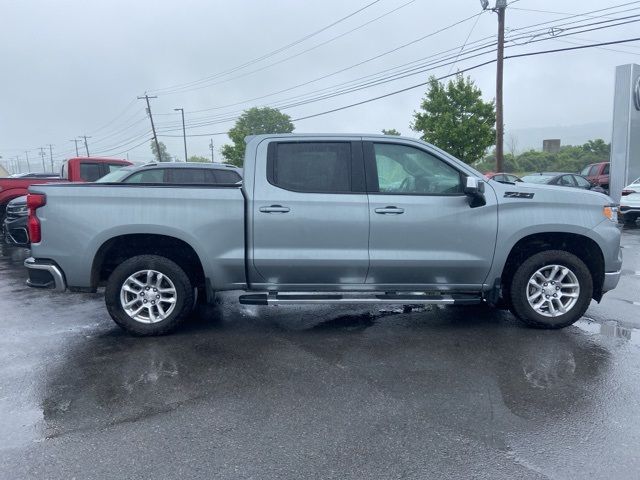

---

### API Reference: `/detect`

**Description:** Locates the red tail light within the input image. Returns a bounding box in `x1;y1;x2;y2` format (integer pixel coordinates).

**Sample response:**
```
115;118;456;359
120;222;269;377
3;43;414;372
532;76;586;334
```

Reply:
27;193;46;243
621;189;636;196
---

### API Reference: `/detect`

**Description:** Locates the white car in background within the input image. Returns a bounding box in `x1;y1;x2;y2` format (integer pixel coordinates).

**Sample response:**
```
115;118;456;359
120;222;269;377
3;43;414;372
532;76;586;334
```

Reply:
620;177;640;225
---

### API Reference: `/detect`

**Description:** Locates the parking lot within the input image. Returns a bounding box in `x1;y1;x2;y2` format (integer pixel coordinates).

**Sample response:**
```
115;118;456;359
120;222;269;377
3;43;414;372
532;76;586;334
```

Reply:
1;227;639;479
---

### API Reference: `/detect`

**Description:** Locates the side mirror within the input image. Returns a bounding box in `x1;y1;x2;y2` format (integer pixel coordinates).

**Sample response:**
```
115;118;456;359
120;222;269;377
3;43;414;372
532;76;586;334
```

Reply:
464;177;486;207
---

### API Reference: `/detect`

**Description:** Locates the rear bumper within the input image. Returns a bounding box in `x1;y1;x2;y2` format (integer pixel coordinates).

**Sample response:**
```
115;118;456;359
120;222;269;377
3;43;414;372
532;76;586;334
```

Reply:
24;257;66;291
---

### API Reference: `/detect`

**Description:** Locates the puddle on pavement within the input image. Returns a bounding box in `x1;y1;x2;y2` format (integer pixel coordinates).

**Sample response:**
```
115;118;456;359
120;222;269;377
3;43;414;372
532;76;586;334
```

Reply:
575;318;640;346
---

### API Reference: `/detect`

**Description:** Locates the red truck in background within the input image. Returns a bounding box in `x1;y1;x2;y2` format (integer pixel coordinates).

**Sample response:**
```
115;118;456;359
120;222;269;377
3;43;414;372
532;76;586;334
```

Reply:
580;162;610;194
0;157;131;221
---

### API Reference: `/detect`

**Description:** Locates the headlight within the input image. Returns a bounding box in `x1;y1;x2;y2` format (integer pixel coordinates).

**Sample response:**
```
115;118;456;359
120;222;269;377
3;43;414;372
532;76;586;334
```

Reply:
603;205;618;223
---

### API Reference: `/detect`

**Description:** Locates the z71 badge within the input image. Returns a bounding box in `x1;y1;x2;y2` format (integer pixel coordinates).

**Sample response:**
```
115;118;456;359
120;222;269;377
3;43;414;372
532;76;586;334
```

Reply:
504;192;535;199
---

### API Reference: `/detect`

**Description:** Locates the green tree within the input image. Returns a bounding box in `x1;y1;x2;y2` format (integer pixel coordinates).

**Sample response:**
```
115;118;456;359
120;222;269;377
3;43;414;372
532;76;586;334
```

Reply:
411;75;496;164
582;139;610;157
221;107;294;166
150;141;172;162
382;128;401;136
188;155;211;163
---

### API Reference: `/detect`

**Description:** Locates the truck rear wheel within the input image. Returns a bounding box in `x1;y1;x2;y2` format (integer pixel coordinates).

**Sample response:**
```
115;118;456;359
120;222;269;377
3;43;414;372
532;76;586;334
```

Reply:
105;254;194;335
509;250;592;329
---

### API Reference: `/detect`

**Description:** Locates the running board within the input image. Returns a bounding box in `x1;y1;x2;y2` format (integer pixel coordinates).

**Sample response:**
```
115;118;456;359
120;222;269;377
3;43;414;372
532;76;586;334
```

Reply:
239;292;482;306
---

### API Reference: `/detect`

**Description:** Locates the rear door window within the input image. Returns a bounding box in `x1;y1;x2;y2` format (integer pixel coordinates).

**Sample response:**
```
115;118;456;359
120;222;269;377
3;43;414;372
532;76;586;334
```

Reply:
602;164;609;175
169;168;210;184
589;165;600;176
268;142;352;193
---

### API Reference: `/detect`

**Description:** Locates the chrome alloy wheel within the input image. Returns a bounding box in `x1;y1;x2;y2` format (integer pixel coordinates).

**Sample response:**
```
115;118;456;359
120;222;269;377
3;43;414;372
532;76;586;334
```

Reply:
526;264;580;317
120;270;177;323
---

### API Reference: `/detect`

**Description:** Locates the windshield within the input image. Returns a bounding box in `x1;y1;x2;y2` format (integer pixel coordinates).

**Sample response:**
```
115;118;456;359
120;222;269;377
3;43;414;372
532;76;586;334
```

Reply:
521;174;555;184
96;166;135;183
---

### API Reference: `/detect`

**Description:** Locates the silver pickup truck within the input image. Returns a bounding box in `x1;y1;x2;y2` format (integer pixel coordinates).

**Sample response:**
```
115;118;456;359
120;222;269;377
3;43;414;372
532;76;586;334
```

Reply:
24;134;622;335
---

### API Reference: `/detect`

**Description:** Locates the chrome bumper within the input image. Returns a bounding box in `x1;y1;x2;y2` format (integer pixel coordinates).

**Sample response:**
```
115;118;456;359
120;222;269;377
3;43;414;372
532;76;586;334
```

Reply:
602;270;621;293
24;257;67;291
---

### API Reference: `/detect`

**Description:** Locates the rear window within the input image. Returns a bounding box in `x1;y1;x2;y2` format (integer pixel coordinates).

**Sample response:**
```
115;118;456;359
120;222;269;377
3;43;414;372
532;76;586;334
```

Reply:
268;142;352;193
213;169;241;183
107;163;126;173
80;163;104;182
589;165;600;176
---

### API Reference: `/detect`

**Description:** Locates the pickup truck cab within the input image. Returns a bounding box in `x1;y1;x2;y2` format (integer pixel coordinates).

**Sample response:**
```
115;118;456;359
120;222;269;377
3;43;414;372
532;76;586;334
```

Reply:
25;134;622;335
0;157;131;222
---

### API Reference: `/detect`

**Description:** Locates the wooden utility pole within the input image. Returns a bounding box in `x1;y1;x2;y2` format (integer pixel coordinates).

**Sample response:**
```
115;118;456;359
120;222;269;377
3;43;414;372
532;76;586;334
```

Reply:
69;138;80;156
80;136;91;157
24;151;31;171
174;108;188;161
47;144;54;171
138;94;162;161
495;0;506;172
39;147;46;170
209;139;215;163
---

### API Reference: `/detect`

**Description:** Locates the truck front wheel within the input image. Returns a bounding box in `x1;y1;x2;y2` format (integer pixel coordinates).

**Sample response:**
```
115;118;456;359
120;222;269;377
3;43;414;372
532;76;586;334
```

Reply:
105;254;194;335
509;250;593;329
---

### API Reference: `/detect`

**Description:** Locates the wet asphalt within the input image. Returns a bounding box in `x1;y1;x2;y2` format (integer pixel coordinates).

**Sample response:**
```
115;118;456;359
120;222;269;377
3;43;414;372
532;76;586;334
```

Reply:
1;228;639;479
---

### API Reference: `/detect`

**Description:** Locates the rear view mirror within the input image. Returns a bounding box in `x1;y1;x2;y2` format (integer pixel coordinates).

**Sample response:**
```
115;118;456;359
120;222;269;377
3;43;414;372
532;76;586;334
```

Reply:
464;177;486;208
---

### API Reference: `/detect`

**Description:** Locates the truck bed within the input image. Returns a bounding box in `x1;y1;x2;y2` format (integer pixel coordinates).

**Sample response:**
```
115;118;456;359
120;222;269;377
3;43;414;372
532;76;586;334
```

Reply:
29;183;246;290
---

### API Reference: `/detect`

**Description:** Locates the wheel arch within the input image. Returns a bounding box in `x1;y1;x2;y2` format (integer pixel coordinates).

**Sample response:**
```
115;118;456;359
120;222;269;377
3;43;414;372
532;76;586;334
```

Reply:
91;233;206;290
499;232;605;305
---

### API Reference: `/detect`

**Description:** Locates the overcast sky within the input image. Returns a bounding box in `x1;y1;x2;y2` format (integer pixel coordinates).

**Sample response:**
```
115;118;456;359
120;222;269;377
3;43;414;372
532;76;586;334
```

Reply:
1;0;639;170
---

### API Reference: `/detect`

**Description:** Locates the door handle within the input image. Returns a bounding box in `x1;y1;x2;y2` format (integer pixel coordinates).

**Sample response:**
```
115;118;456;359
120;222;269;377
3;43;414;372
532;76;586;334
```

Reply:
259;205;290;213
374;206;404;215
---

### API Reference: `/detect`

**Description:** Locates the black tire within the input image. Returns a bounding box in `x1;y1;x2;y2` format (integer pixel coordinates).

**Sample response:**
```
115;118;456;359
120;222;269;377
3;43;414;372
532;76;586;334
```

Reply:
509;250;593;329
105;254;194;336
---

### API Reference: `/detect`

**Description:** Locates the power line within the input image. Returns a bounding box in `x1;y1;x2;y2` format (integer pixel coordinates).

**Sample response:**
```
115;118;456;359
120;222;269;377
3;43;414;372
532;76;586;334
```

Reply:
449;11;485;74
154;0;419;96
155;13;640;136
292;36;640;122
150;0;385;94
158;3;640;124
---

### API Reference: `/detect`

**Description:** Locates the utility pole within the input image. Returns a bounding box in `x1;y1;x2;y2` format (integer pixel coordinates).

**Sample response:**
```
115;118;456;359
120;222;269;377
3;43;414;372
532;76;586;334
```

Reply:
480;0;506;171
39;147;46;171
24;151;31;171
79;136;91;157
69;138;80;156
138;94;162;161
495;0;506;173
174;108;188;161
209;138;215;163
47;144;54;171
